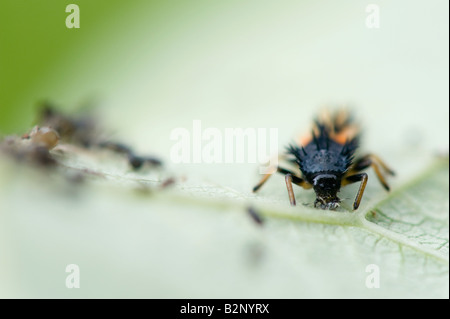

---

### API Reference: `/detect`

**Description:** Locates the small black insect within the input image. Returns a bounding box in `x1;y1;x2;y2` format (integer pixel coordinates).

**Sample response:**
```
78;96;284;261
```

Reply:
253;109;395;210
247;206;264;226
97;141;162;170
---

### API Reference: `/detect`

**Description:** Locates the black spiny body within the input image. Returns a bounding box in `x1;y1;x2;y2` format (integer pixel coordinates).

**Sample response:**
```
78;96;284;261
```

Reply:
287;120;358;209
253;109;395;210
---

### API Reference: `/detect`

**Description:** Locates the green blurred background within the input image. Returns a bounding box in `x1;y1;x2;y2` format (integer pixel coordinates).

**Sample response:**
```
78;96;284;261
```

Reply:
0;1;211;130
1;0;448;152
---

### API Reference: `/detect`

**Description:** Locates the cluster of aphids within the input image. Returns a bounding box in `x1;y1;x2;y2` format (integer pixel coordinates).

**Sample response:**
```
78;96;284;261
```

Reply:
0;103;163;172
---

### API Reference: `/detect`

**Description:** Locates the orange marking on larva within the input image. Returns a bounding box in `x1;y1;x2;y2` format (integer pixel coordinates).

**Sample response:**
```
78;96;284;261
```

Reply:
298;133;312;146
331;126;359;145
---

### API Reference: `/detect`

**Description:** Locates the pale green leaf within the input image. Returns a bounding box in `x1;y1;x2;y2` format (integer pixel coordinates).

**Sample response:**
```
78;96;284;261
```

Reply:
0;144;448;298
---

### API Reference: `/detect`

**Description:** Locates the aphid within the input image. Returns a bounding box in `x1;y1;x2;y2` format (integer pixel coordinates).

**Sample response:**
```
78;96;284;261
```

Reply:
253;109;395;210
160;177;176;189
24;125;60;150
1;126;60;167
127;154;162;170
247;206;264;226
97;141;162;170
38;103;98;147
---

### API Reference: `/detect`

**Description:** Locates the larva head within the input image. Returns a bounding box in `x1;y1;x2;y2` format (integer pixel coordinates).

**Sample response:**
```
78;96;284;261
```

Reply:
312;173;341;210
